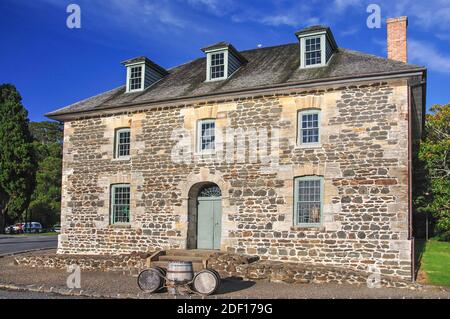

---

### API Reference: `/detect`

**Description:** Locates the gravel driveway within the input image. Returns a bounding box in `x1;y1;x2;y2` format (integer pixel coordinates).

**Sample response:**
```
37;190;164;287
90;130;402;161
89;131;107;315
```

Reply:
1;251;449;299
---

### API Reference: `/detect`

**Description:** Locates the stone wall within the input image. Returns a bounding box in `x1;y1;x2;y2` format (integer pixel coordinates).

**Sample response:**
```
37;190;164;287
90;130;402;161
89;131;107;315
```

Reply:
16;252;151;272
59;78;413;280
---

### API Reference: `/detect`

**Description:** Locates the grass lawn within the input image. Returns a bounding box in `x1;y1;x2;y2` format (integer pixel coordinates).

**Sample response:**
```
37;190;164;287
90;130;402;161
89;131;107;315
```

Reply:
418;239;450;286
14;232;59;237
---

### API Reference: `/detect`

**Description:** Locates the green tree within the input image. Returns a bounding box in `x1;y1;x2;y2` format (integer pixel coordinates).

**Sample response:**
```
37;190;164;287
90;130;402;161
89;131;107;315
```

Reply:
417;103;450;241
29;121;63;228
0;84;37;232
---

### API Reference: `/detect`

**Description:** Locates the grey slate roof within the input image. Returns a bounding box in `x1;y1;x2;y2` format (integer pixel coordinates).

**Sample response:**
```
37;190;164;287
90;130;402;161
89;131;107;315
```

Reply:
121;56;169;76
46;43;425;119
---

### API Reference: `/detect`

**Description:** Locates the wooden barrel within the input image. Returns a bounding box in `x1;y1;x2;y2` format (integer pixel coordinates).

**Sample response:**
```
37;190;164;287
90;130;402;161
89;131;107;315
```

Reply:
166;261;194;284
192;268;221;296
137;267;166;293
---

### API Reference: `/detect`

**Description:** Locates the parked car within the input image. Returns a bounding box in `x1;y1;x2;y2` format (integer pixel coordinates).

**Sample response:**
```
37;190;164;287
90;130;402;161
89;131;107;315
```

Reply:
52;224;61;233
4;225;15;234
23;222;43;233
13;223;24;234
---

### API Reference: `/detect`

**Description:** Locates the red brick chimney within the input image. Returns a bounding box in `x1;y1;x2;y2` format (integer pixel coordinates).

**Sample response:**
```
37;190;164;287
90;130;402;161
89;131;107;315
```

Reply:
387;16;408;63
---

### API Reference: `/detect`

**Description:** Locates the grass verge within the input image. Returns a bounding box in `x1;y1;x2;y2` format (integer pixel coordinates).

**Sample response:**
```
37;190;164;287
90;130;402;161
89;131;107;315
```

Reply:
418;239;450;286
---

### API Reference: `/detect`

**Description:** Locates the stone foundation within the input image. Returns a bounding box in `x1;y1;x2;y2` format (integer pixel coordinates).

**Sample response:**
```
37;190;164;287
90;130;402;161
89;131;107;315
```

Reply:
15;252;151;272
15;252;417;289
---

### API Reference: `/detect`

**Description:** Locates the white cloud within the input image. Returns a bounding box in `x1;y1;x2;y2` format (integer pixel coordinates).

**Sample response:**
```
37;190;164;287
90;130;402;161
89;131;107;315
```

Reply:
409;39;450;74
333;0;363;11
232;2;322;28
186;0;235;16
41;0;190;32
340;27;360;36
257;14;320;28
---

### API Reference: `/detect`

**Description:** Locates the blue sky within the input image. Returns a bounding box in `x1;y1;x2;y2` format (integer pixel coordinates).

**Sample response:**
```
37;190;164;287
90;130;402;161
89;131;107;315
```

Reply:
1;0;449;122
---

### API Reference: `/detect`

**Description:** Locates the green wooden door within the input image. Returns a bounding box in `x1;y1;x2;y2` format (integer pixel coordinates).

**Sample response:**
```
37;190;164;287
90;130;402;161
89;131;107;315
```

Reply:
197;197;222;250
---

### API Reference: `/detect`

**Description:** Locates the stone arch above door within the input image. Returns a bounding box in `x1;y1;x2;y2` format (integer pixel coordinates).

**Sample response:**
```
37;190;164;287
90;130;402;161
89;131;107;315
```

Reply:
179;168;230;200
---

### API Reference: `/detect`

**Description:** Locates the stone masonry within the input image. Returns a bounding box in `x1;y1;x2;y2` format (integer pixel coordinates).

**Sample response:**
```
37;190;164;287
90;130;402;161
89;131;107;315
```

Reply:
58;78;412;281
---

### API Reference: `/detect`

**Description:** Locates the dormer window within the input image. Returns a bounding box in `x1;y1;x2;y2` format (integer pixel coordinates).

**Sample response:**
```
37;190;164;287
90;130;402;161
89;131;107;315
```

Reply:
129;66;143;91
211;52;225;80
122;57;168;93
201;42;247;82
295;26;338;69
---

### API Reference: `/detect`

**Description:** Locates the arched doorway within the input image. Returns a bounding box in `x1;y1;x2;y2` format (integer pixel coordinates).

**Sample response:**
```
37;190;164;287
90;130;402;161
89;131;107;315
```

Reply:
187;183;222;250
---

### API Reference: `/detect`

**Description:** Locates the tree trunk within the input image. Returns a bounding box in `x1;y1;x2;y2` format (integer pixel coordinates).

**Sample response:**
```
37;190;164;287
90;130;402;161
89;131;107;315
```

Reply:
0;209;5;234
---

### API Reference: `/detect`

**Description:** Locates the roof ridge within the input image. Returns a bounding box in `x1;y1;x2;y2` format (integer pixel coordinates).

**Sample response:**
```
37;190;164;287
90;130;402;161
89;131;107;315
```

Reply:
338;48;424;68
240;42;297;54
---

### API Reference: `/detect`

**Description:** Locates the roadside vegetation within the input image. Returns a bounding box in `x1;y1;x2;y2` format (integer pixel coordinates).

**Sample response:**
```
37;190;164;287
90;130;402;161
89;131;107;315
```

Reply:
14;231;59;237
414;103;450;242
0;84;62;233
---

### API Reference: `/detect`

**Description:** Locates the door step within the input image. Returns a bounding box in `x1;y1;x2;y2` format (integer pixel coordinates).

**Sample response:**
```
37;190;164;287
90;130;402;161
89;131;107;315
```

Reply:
164;249;219;258
158;255;205;262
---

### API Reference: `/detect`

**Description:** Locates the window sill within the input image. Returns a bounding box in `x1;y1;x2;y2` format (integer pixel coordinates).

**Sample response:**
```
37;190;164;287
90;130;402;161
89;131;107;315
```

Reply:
291;225;324;231
108;224;131;229
194;151;216;156
294;144;322;150
205;77;227;83
112;157;131;162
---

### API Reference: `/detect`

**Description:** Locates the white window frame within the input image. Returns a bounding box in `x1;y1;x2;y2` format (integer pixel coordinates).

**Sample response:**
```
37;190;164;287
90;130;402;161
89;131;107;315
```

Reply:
126;63;145;93
115;128;131;159
299;32;328;69
206;49;228;82
294;176;323;227
210;52;226;80
297;110;321;147
110;184;131;225
197;119;216;154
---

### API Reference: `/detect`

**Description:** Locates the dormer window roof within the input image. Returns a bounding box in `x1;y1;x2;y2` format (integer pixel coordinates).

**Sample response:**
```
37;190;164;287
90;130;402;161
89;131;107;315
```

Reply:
201;42;247;82
122;56;168;93
295;25;338;69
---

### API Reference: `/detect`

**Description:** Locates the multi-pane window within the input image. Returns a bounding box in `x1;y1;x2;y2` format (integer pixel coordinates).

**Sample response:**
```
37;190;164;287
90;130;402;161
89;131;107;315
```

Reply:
111;184;130;224
305;37;322;66
198;120;216;152
295;177;323;226
129;66;142;91
115;128;131;158
299;111;320;145
210;53;225;79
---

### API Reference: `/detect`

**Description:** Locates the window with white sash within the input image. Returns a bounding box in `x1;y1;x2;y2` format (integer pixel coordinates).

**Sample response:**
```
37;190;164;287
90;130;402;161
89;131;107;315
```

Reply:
294;176;323;226
111;184;131;224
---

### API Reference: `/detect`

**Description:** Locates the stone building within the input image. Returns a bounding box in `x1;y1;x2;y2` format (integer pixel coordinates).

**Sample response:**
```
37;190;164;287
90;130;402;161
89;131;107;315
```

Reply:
47;17;426;281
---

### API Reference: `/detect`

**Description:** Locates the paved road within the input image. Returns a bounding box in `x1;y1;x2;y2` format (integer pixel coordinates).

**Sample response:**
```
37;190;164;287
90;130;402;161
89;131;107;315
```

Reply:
0;235;58;256
0;288;86;299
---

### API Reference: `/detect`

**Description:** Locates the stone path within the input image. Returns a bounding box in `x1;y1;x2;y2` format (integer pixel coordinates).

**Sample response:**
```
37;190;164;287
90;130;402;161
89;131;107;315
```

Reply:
1;251;449;299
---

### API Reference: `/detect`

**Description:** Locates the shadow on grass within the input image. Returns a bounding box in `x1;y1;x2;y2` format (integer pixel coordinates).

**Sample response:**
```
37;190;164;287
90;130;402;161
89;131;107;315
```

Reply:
414;239;426;280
